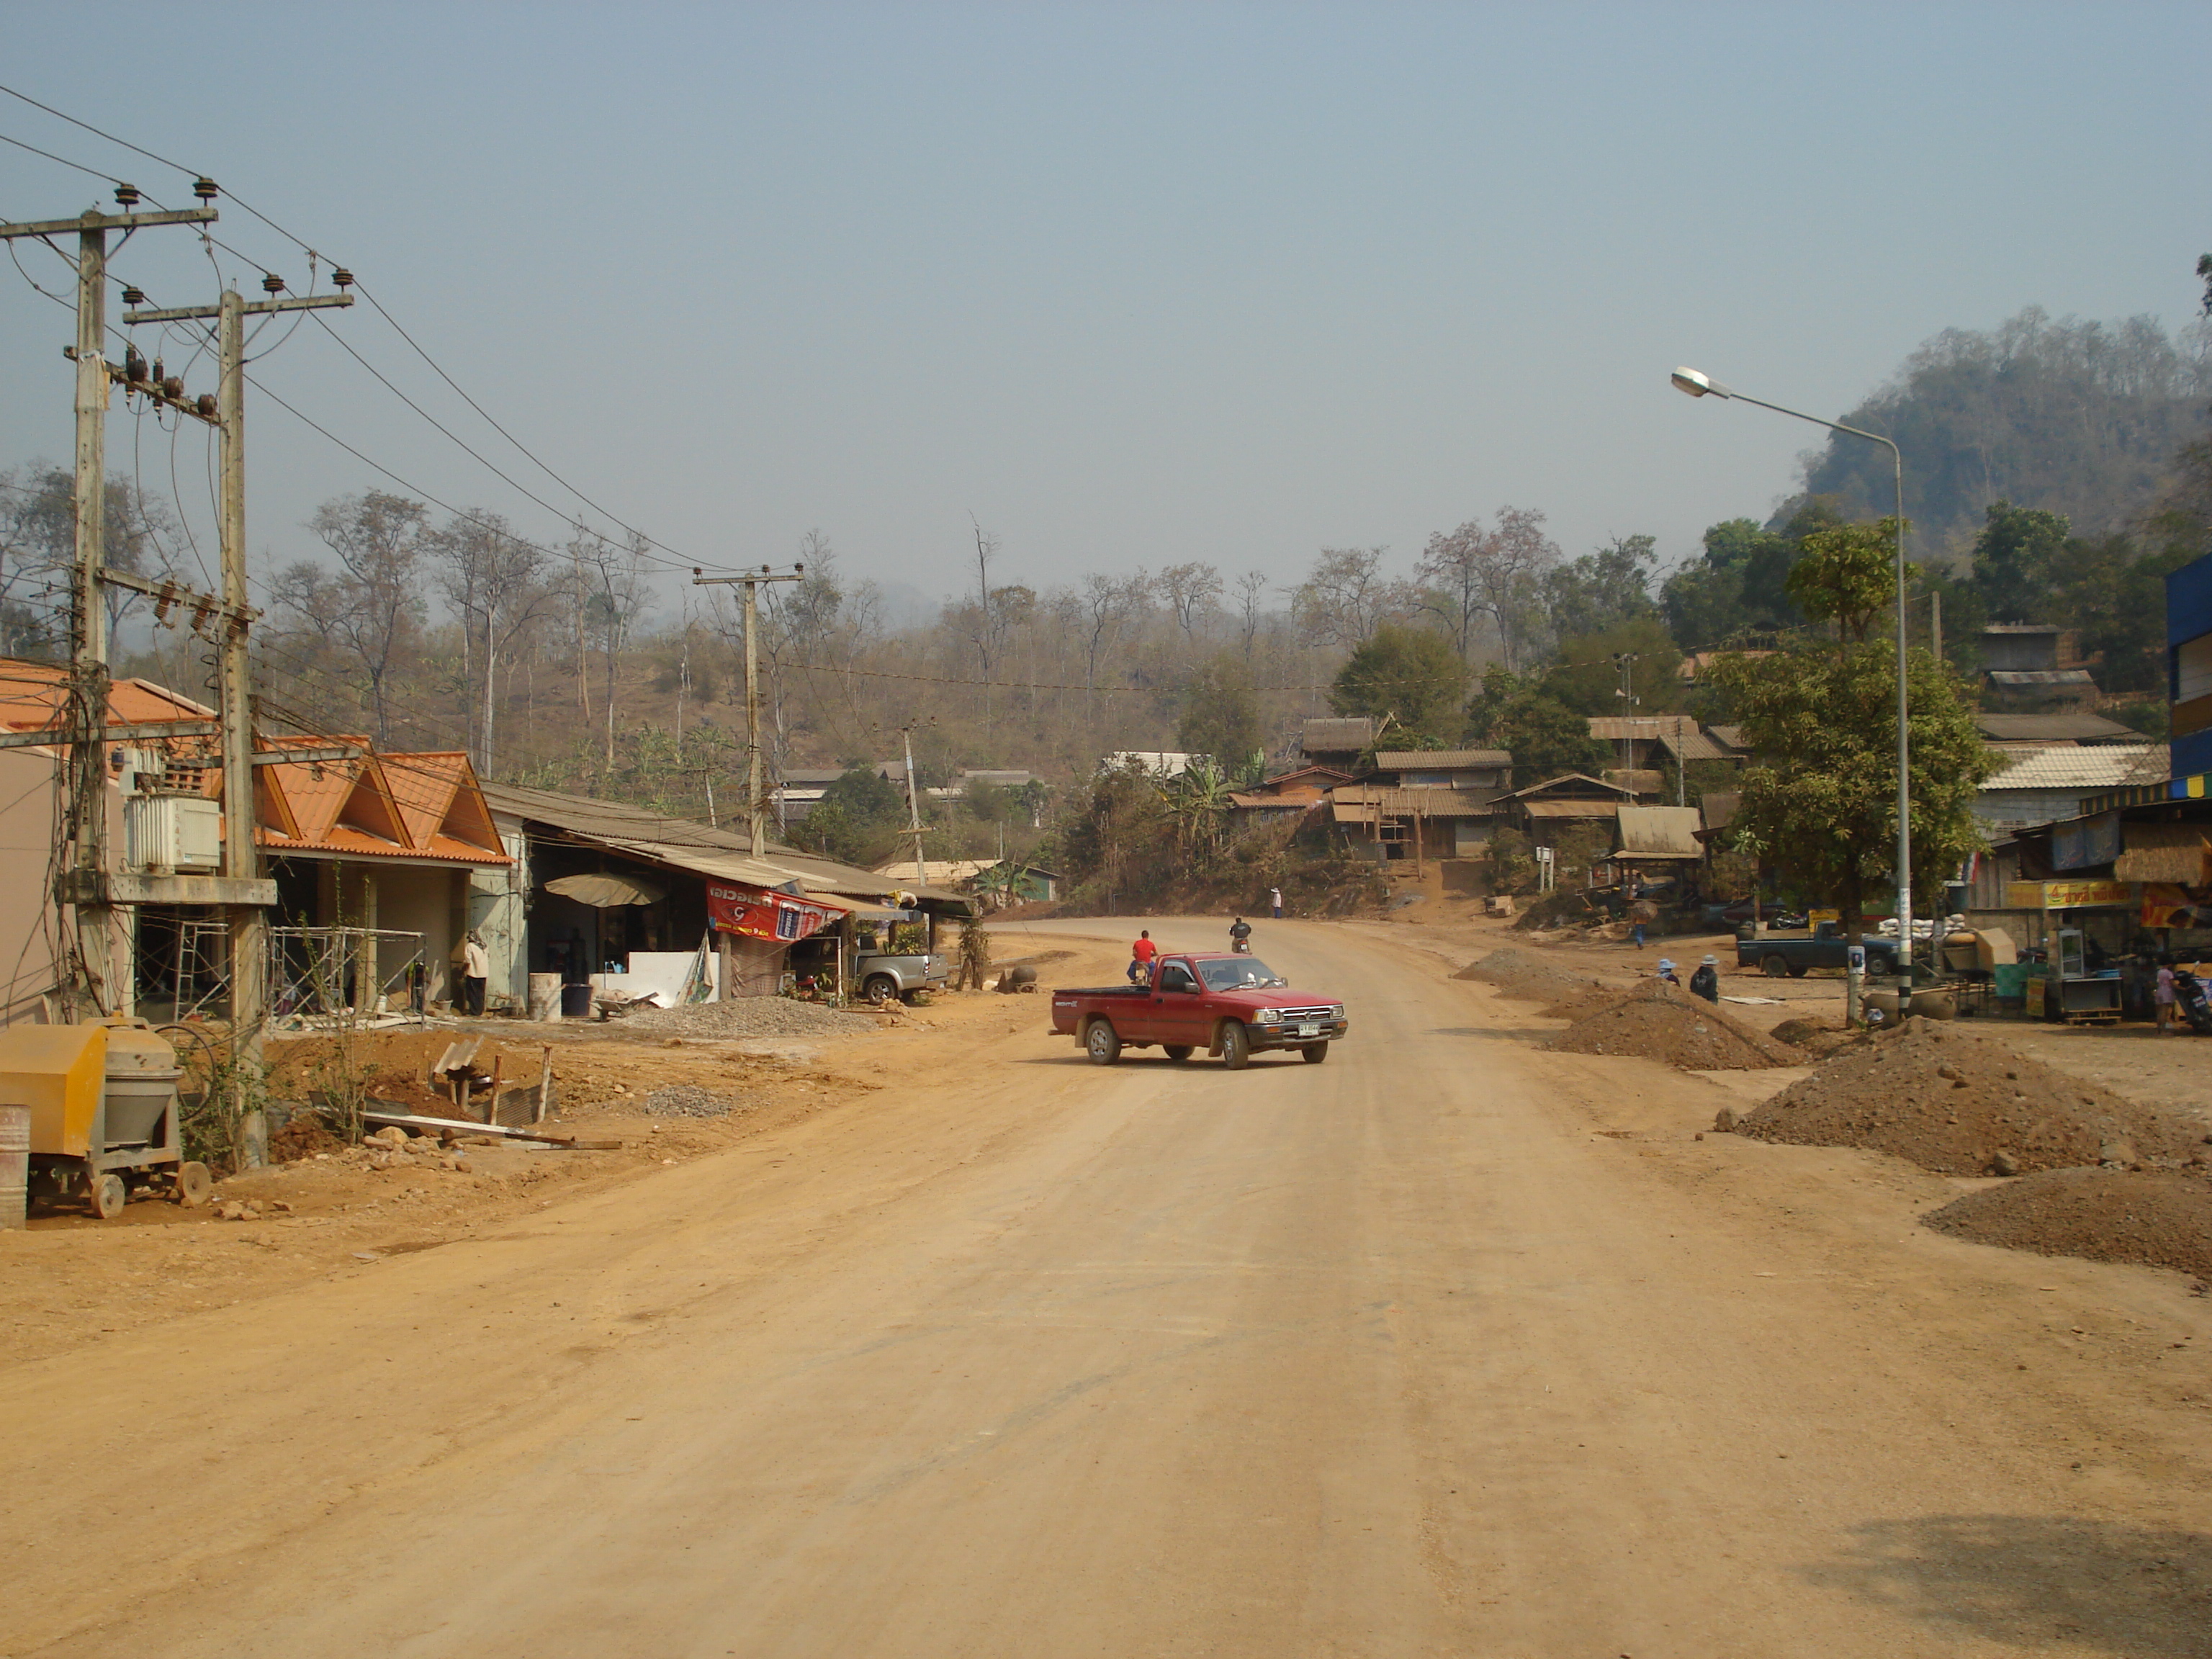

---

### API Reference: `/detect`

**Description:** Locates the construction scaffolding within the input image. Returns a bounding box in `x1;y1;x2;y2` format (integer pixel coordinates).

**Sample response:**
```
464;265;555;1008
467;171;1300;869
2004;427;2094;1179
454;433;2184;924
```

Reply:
268;926;428;1028
135;911;234;1024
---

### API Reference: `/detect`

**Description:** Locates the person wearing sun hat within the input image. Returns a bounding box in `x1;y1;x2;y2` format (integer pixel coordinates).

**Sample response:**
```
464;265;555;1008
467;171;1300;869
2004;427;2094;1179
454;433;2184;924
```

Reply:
1655;958;1681;986
1689;953;1721;1004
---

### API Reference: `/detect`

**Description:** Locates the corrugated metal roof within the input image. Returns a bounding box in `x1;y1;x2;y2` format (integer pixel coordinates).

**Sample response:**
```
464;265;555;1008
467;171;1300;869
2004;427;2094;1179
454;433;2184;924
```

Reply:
1521;799;1622;819
1497;773;1637;801
1707;725;1748;751
1983;745;2169;791
1372;749;1511;770
1615;805;1704;858
1699;791;1741;833
1982;623;2064;634
1587;714;1699;740
1657;729;1735;763
1974;712;2139;743
1987;669;2095;685
1328;785;1496;817
1298;716;1376;752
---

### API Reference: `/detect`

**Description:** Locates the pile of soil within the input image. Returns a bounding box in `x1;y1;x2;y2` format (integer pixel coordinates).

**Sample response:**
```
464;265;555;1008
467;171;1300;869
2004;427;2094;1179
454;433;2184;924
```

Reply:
642;1084;745;1118
1543;979;1801;1071
1923;1167;2212;1281
619;998;877;1039
1456;946;1609;1008
1733;1021;2205;1176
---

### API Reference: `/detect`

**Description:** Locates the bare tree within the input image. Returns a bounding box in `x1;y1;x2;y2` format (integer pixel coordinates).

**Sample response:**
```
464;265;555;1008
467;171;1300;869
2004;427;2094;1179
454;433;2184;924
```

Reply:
1159;561;1223;645
572;529;655;769
1080;570;1153;703
285;491;432;747
1416;507;1559;670
1292;547;1405;649
431;509;548;776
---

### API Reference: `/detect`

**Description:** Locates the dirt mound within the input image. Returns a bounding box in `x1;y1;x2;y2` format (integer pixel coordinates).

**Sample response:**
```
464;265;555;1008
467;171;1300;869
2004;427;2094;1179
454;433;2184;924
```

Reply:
1734;1021;2204;1176
1456;946;1609;1008
1543;979;1801;1071
1923;1167;2212;1280
642;1084;745;1118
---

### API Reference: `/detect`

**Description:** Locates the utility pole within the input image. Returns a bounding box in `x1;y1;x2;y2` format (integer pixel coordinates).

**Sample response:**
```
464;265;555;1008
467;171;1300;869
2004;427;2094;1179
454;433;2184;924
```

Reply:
691;565;803;855
1;192;217;1016
898;718;935;886
124;271;354;1107
1611;652;1639;782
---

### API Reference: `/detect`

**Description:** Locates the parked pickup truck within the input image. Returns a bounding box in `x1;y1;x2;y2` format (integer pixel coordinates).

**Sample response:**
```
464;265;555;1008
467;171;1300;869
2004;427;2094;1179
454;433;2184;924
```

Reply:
1051;952;1349;1069
1737;921;1903;979
855;948;948;1004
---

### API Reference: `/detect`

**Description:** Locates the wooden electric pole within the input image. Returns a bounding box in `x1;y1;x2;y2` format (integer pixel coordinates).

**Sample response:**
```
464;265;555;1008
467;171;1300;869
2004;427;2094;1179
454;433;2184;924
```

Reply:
0;194;217;1015
124;275;353;1088
691;565;803;855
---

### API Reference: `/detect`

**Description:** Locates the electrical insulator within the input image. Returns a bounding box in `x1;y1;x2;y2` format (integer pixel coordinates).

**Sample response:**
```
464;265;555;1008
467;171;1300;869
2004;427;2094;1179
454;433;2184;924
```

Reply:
194;393;217;418
151;358;165;383
161;378;183;400
331;268;354;289
192;176;219;201
125;348;148;382
261;272;284;295
121;286;146;307
114;183;140;208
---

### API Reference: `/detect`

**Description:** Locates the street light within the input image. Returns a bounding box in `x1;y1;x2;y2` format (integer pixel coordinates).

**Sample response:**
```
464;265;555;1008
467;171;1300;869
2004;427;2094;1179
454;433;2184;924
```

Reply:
1671;365;1915;993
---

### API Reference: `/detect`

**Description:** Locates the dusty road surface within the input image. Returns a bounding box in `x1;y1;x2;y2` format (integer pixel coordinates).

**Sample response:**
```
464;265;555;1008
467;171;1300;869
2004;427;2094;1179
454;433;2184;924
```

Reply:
4;919;2208;1658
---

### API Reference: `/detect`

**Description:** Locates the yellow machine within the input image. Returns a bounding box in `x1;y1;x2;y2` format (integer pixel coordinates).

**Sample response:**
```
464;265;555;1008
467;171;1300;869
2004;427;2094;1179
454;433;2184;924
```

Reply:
0;1019;210;1218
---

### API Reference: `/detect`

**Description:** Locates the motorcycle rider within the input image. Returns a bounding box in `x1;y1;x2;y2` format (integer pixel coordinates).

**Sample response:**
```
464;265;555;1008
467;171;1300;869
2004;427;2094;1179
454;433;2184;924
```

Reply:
1229;916;1253;953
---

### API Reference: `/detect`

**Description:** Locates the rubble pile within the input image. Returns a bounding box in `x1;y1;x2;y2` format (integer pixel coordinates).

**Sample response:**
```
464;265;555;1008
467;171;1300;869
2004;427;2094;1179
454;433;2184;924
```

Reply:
642;1084;747;1119
1731;1022;2204;1176
619;998;877;1040
1455;946;1609;1008
1543;978;1800;1071
1923;1167;2212;1280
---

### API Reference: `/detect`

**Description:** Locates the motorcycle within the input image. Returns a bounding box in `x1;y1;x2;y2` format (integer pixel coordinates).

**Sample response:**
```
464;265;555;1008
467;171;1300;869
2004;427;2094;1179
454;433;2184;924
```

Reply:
2172;966;2212;1034
1230;931;1253;955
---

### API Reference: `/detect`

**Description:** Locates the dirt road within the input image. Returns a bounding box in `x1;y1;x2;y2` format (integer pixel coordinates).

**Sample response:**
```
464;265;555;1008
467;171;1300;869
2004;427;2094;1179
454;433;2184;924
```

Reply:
4;920;2208;1656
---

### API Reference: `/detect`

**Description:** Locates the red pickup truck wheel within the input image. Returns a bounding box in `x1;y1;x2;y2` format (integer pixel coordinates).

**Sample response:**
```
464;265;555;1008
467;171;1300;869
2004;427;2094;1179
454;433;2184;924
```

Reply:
1084;1019;1123;1066
1218;1021;1251;1070
1163;1045;1193;1062
1300;1041;1328;1064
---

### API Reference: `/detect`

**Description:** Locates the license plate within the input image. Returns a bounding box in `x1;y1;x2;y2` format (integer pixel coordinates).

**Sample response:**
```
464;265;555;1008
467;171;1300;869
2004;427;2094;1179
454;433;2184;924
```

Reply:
1297;1022;1321;1038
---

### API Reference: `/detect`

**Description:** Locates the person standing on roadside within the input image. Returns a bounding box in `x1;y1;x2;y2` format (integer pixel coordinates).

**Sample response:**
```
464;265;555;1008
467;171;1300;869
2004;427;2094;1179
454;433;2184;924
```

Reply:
1689;953;1720;1004
1270;886;1284;920
452;929;489;1017
1655;957;1681;986
2155;954;2178;1035
1128;928;1159;985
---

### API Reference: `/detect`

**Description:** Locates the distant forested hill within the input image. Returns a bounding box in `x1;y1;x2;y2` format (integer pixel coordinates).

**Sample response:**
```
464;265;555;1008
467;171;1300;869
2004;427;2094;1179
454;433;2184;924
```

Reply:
1792;307;2212;560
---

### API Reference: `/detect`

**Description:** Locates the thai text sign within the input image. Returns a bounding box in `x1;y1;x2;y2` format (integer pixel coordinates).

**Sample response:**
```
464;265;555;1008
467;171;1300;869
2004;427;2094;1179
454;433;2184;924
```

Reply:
705;881;837;943
2006;878;2134;910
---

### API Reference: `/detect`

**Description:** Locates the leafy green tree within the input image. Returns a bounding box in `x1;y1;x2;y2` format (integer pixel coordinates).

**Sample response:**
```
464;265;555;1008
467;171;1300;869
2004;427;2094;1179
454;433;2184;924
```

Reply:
1329;624;1470;739
1789;517;1915;642
1658;516;1806;649
1541;534;1660;642
1539;618;1684;717
793;798;867;864
1706;644;1997;946
1465;664;1611;783
1176;655;1266;777
819;763;907;830
1968;501;2069;623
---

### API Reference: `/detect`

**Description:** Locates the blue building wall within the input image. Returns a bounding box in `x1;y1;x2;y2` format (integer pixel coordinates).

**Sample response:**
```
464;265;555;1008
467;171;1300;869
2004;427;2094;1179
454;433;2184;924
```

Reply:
2167;551;2212;778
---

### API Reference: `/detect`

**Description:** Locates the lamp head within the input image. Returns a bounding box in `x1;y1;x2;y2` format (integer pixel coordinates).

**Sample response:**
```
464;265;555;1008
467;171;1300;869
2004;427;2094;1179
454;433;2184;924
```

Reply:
1671;366;1731;399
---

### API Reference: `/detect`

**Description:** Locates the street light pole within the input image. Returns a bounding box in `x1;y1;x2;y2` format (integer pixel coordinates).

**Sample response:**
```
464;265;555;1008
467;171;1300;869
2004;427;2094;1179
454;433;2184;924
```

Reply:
1671;367;1914;994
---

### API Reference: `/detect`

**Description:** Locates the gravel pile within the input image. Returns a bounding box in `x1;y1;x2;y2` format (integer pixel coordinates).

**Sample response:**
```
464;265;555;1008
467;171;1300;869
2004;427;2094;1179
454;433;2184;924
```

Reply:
1544;977;1800;1071
618;998;878;1040
1455;946;1609;1008
642;1084;746;1118
1732;1022;2203;1176
1923;1167;2212;1281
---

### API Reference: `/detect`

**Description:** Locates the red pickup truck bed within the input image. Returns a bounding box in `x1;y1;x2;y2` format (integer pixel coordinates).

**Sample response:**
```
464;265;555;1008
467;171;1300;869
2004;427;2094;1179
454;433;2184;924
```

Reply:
1051;952;1349;1070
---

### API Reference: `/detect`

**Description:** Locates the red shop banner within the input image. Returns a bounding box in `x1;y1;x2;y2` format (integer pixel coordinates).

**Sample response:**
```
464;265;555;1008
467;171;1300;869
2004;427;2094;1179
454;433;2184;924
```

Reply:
706;881;838;943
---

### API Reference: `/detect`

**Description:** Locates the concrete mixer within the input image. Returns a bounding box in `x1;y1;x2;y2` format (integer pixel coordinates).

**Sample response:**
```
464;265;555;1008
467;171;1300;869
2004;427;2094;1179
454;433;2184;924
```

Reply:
0;1019;210;1219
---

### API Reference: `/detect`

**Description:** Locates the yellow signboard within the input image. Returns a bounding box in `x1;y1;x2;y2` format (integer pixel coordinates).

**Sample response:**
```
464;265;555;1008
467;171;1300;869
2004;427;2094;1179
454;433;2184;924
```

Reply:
2006;878;2134;910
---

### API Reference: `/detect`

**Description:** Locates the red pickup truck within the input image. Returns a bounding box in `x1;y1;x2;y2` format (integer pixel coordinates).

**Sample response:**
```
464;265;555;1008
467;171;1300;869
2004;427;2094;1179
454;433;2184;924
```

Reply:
1051;952;1349;1069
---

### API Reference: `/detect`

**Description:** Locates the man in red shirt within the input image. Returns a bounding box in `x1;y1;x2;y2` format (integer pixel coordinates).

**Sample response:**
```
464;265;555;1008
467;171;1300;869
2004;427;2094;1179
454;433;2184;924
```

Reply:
1128;929;1158;985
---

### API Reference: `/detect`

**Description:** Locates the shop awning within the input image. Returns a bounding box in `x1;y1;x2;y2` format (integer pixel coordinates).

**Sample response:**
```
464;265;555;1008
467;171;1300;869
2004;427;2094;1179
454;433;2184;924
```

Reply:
544;871;667;907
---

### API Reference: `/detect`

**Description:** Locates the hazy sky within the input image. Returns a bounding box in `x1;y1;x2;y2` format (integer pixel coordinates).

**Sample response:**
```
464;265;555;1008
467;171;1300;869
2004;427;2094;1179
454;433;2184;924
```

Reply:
1;2;2206;619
